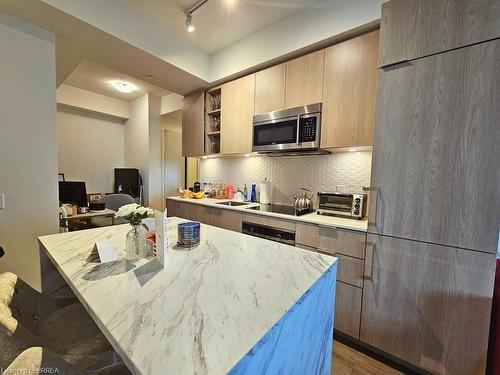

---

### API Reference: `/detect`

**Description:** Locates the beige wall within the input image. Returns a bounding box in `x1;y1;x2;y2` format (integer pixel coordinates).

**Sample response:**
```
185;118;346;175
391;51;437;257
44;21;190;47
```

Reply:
124;94;163;210
57;107;125;194
147;95;163;210
124;95;149;204
0;12;58;290
57;83;130;120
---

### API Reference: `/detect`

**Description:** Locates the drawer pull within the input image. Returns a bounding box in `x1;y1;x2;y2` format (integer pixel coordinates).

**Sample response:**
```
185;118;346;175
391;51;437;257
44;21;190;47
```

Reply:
364;241;375;280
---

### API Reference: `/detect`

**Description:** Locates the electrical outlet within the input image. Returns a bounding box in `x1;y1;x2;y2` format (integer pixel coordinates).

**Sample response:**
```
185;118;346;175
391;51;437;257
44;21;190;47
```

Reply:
0;194;4;209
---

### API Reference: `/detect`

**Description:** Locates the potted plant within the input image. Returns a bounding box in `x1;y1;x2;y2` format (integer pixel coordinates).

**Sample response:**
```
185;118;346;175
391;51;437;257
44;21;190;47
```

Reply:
115;203;154;260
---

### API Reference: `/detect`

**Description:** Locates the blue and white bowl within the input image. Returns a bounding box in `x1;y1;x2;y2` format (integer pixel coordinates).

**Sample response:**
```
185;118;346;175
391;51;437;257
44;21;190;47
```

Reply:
177;221;200;247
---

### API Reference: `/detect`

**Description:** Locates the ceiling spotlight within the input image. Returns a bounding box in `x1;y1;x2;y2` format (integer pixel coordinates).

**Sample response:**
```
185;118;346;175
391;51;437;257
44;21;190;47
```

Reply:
184;0;210;33
110;81;135;93
185;12;195;33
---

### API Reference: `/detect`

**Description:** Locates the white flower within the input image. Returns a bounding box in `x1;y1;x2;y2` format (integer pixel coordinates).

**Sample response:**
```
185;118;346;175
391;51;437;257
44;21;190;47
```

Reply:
136;206;154;216
115;203;139;217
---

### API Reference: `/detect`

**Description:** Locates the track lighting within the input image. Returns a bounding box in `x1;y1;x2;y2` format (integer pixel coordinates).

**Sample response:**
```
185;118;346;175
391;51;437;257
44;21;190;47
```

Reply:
185;0;210;33
185;12;195;33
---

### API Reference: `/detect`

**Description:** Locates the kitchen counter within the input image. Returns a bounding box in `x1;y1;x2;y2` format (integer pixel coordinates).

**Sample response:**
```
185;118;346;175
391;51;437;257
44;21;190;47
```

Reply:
39;217;337;374
166;196;368;232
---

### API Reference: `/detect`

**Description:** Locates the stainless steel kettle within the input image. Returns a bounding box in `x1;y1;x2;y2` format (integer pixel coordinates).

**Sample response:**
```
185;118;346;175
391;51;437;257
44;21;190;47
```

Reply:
293;188;314;212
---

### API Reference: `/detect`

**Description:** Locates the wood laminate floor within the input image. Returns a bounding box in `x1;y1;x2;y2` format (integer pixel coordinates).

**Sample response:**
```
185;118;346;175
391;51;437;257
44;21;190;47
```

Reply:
332;341;403;375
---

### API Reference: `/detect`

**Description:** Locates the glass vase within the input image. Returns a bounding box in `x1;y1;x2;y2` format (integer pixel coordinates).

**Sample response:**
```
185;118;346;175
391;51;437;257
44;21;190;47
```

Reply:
126;224;147;261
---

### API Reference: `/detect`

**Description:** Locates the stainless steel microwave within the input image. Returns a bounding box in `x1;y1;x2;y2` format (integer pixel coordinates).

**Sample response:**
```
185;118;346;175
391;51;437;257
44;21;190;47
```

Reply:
317;192;367;219
252;103;327;155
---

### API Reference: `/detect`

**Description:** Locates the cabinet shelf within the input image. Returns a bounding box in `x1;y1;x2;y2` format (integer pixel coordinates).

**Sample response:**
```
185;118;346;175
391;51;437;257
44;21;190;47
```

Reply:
207;131;221;136
207;109;221;115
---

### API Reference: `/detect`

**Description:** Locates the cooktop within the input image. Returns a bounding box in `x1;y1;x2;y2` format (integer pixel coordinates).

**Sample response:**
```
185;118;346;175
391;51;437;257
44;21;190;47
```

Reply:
249;204;314;216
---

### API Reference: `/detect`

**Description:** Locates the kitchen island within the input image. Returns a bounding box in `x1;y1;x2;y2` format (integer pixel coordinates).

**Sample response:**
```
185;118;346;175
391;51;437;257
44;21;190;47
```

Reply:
39;217;337;375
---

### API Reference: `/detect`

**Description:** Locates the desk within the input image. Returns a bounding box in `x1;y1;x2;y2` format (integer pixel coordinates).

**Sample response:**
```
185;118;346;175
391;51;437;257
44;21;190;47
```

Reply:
66;208;116;223
39;217;337;375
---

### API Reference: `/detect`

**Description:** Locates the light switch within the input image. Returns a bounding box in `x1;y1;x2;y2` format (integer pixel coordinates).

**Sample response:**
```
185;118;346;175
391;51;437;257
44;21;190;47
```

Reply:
0;194;4;209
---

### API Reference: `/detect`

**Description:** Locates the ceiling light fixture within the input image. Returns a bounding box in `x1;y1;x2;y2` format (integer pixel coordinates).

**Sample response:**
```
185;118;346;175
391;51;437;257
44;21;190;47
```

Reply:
185;12;195;33
110;81;135;93
185;0;210;33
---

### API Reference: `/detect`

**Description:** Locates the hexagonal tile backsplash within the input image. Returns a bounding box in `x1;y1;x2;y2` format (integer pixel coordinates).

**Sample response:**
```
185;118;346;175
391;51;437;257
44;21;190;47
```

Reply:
200;151;372;206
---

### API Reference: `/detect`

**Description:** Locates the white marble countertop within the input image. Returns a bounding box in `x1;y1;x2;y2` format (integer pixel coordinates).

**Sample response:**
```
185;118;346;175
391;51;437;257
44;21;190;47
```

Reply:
39;217;336;375
167;196;368;232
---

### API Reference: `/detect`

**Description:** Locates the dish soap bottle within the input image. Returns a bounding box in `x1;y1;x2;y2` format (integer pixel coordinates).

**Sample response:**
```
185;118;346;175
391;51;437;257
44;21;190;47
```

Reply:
250;183;257;203
243;184;248;202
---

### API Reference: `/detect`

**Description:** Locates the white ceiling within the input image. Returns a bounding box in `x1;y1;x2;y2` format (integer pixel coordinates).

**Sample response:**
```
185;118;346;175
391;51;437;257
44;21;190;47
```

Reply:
1;0;383;93
130;0;322;54
64;60;171;101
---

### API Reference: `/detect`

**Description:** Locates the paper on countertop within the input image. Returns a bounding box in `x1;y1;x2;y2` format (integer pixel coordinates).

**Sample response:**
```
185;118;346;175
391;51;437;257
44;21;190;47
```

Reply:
155;209;168;267
93;240;120;263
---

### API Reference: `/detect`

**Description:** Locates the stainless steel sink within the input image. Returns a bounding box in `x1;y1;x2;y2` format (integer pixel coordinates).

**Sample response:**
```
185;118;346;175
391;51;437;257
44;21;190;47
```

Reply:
216;201;250;207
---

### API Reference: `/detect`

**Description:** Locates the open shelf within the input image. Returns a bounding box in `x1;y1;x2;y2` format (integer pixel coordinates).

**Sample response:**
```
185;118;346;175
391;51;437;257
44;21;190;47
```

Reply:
207;109;221;116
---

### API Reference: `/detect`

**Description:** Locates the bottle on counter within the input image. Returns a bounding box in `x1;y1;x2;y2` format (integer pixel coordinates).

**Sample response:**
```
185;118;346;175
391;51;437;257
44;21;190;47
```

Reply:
226;183;234;199
243;184;248;202
250;183;257;203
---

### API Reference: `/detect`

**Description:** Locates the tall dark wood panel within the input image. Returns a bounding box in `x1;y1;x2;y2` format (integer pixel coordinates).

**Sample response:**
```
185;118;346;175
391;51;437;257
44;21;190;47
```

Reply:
379;0;500;67
360;234;495;374
369;39;500;253
182;91;205;157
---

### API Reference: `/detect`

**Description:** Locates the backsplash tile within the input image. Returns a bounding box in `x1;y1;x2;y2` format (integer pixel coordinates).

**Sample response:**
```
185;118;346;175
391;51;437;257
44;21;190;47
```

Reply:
200;151;372;206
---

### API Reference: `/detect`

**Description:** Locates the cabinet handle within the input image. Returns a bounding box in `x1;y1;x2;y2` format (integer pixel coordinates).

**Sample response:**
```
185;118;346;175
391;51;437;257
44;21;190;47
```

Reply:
362;186;378;228
364;241;375;281
381;59;411;71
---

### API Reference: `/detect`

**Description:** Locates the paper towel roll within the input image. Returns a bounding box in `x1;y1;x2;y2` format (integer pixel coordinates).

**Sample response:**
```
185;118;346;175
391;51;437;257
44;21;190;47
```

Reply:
259;178;271;205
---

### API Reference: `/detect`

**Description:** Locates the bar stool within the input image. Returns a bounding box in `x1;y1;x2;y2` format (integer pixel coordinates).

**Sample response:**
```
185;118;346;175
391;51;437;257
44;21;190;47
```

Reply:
2;347;130;375
0;272;113;369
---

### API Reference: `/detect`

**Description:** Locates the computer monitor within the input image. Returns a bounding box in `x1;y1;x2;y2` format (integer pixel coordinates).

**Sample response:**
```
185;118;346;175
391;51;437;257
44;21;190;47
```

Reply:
59;181;88;207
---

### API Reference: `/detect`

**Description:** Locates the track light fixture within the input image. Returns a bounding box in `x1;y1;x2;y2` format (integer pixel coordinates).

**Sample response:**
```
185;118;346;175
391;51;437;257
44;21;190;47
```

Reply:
185;12;195;33
185;0;210;33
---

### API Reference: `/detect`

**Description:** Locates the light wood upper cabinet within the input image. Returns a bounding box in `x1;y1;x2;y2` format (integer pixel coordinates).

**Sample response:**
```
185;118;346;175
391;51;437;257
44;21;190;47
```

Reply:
321;30;379;149
221;74;255;155
369;38;500;253
182;91;205;157
284;50;324;108
379;0;500;67
254;64;285;115
360;234;495;374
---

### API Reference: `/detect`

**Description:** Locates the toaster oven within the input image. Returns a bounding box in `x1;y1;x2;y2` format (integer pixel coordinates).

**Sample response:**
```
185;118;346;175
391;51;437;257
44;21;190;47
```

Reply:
317;192;367;219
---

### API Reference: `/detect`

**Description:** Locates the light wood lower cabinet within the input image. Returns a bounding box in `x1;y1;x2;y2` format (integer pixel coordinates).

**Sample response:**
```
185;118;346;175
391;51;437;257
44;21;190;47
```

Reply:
360;234;496;375
334;282;362;339
295;225;366;340
166;200;242;232
296;223;365;258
